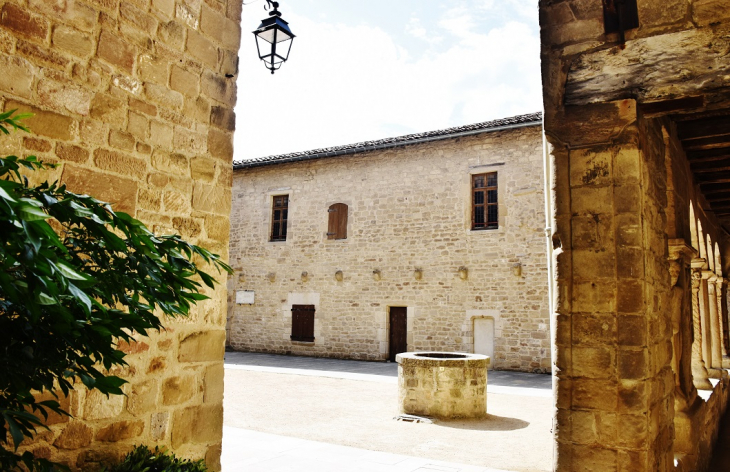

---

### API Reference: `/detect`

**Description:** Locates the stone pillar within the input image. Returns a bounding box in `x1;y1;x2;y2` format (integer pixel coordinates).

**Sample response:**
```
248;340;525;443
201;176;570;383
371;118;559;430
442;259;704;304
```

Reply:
691;264;713;389
716;278;730;368
707;274;723;371
668;242;702;472
547;101;674;472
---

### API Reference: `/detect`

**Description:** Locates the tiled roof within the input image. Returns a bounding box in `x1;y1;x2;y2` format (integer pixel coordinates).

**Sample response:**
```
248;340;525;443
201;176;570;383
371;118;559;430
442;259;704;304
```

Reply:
233;112;543;169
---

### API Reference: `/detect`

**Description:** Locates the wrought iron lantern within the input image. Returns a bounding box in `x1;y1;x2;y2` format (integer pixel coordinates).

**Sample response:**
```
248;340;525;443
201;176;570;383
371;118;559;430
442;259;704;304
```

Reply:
253;1;295;74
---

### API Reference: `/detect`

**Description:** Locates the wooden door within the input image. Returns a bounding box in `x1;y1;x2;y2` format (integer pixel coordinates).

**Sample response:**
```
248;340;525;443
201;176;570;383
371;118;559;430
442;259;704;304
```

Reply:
473;318;495;370
389;307;407;362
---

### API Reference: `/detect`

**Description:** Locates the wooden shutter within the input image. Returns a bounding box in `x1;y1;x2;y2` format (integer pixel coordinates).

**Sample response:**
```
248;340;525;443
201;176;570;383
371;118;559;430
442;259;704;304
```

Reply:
291;304;315;342
327;203;348;240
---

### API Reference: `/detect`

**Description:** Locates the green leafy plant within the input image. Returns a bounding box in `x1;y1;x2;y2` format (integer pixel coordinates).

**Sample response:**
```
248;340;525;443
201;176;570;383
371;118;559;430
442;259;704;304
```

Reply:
0;111;232;471
102;445;207;472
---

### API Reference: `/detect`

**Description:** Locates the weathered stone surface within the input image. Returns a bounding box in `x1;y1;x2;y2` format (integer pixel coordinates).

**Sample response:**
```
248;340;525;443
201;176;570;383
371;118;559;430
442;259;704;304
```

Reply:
0;54;35;99
54;423;93;450
186;29;217;69
82;389;125;420
162;374;200;405
5;0;240;467
204;363;224;404
179;330;226;362
95;420;144;442
52;25;93;57
158;20;186;50
171;404;223;448
170;65;200;97
93;148;147;179
5;100;74;140
56;143;89;163
109;129;135;151
210;106;235;131
191;156;217;182
61;165;138;214
192;182;231;215
37;79;91;116
90;93;126;128
150;411;169;441
207;128;233;161
17;39;69;69
97;30;135;73
0;3;48;41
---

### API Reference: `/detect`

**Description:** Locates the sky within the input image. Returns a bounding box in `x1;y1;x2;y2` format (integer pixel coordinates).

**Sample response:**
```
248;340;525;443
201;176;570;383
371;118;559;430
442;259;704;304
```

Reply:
234;0;542;160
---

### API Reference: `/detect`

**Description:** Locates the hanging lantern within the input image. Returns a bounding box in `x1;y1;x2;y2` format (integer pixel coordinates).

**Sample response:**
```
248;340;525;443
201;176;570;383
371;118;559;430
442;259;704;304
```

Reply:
253;1;295;74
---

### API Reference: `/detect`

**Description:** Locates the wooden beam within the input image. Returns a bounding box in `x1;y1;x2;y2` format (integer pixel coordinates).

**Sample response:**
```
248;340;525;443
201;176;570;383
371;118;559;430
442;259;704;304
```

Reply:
704;196;730;203
677;115;730;141
564;26;730;106
686;147;730;163
641;96;704;117
689;157;730;172
682;134;730;151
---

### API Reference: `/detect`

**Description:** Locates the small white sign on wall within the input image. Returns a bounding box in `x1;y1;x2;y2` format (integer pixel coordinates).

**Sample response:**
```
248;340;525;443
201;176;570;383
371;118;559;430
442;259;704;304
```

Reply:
236;290;255;305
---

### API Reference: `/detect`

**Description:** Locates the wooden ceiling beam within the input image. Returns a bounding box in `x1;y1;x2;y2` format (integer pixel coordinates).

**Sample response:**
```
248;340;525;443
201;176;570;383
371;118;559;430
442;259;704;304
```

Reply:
682;134;730;151
686;147;730;163
677;116;730;141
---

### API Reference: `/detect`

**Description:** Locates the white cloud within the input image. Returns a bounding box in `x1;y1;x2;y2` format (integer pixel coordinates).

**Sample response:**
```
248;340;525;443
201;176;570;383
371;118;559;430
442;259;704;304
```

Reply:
234;5;541;160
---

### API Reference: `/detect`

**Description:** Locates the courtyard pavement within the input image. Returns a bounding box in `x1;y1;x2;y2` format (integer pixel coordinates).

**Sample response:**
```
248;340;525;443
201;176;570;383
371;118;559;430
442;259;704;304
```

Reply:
221;352;553;472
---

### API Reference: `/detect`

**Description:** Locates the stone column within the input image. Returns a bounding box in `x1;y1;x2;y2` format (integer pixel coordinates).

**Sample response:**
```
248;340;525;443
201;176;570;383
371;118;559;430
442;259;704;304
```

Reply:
547;101;675;472
707;273;722;371
717;278;730;368
699;270;717;375
691;263;713;389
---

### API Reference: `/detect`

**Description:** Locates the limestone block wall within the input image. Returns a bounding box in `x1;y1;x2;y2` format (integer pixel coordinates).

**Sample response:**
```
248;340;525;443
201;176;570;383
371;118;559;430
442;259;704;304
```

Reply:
228;125;551;372
539;0;730;470
0;0;240;469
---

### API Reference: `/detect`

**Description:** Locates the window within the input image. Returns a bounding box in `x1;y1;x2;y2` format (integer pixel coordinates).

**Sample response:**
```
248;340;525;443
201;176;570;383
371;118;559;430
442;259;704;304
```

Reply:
327;203;348;240
270;195;288;241
291;304;315;342
472;173;498;230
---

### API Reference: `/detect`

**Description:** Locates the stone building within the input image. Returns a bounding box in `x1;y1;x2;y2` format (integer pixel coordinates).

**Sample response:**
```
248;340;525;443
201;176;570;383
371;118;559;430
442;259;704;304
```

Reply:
0;0;728;469
0;0;238;469
540;0;730;470
227;113;552;372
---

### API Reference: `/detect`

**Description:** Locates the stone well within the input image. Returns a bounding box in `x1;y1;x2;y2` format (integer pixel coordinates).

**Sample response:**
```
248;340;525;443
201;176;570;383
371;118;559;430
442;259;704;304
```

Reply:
396;352;490;419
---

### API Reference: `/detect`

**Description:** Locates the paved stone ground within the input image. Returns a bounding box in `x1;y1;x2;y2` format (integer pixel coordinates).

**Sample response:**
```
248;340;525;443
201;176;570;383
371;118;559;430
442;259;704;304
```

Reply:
222;352;553;472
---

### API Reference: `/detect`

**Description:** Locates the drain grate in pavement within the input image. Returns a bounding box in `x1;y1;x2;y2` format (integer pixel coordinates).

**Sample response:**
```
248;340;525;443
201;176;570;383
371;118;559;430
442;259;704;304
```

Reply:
394;414;433;423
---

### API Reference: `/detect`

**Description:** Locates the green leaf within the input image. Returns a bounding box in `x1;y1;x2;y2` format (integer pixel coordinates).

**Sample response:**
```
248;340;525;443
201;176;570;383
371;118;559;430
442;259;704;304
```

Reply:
36;292;57;305
2;413;26;449
17;203;50;221
53;261;89;281
67;283;92;315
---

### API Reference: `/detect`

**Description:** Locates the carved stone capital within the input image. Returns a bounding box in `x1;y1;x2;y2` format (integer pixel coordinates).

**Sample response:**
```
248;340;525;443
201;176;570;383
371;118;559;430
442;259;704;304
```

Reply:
668;239;698;264
691;258;707;270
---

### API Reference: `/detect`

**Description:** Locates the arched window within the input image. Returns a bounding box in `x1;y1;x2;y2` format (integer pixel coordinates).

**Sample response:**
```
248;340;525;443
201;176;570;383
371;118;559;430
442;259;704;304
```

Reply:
716;242;723;277
698;221;707;261
689;202;699;250
327;203;348;240
708;235;714;272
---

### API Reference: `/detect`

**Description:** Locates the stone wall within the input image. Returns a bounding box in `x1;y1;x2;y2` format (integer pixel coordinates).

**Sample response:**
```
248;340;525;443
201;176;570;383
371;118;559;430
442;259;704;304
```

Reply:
539;0;730;470
228;124;551;372
0;0;240;469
